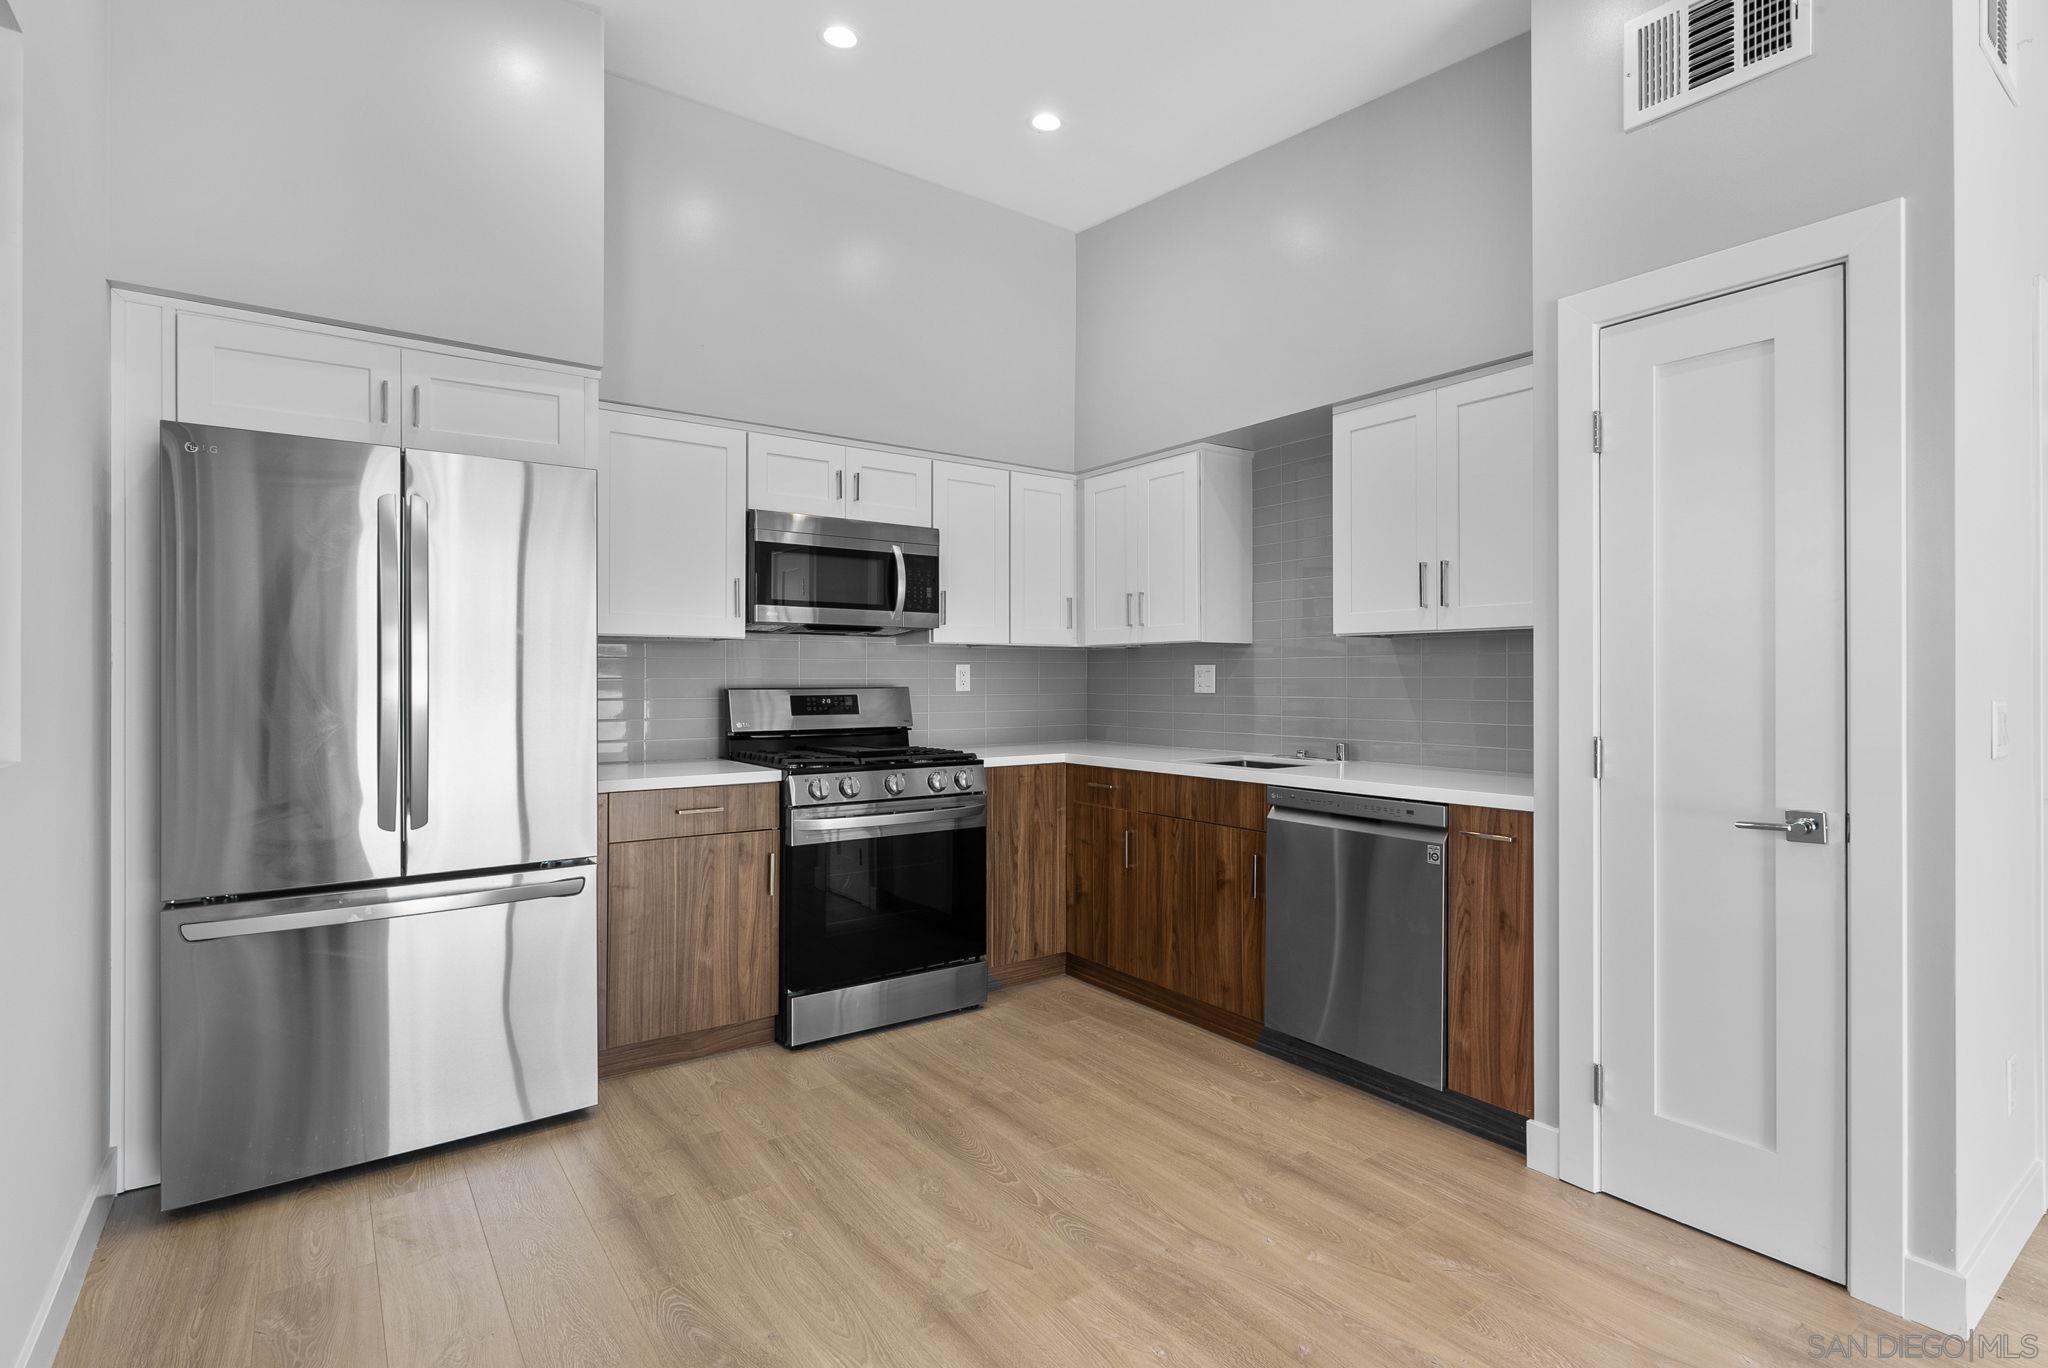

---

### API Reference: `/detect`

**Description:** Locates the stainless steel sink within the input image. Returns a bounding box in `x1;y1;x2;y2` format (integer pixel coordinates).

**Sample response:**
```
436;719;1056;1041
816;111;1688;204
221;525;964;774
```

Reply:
1202;757;1312;770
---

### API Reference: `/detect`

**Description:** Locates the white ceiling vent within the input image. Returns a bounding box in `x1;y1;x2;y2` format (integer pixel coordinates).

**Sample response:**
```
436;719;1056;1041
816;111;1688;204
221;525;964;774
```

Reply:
1622;0;1814;130
1982;0;2019;102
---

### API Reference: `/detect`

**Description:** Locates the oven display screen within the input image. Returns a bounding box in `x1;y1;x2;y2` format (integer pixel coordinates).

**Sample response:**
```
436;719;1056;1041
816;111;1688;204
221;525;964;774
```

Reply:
792;694;859;717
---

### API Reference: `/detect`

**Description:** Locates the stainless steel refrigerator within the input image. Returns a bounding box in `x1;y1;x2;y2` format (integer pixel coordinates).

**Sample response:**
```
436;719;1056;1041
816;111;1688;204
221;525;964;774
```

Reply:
157;420;597;1209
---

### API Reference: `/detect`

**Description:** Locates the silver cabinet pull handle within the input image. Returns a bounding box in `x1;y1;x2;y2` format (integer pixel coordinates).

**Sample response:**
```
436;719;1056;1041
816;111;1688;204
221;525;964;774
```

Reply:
836;469;844;502
733;577;742;617
1086;781;1115;791
1735;810;1829;844
769;851;777;897
406;493;431;829
1251;853;1260;899
939;589;948;626
379;379;390;424
1440;560;1449;608
1460;830;1514;843
1418;561;1427;608
375;494;401;831
411;383;422;428
1065;595;1074;628
1124;591;1133;627
1137;590;1146;626
1123;829;1132;869
675;805;725;816
853;470;861;502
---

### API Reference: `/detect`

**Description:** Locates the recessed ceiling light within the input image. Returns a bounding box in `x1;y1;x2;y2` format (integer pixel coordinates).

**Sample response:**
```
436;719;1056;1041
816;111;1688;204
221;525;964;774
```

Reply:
821;25;859;49
1031;111;1063;133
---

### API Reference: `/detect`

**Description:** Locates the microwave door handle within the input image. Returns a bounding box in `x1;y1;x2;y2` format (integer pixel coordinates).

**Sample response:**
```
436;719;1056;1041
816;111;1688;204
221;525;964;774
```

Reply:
406;493;430;829
892;544;907;618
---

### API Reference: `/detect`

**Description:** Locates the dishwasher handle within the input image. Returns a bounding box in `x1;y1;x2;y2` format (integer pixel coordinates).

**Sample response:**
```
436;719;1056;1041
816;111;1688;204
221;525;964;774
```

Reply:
1264;804;1448;846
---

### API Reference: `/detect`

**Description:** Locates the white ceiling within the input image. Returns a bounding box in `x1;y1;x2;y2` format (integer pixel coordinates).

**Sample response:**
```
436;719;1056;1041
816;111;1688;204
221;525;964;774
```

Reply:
594;1;1532;232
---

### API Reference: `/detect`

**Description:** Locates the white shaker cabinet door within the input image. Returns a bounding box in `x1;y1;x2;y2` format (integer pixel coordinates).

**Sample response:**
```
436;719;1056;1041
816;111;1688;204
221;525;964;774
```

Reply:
1134;452;1202;643
847;447;933;525
747;432;847;516
929;462;1009;644
1434;365;1533;631
596;409;747;639
1009;472;1079;646
1332;390;1437;634
1082;469;1140;646
176;312;402;444
401;350;589;466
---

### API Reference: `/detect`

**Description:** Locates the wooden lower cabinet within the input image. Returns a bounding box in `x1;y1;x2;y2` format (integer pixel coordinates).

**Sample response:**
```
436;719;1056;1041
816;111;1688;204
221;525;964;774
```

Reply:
599;784;779;1074
986;765;1067;980
1066;800;1123;967
1168;820;1264;1020
1445;803;1535;1117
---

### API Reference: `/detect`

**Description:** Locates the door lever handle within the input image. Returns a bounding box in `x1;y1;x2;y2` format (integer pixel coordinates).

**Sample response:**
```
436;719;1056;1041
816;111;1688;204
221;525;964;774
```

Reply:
1734;810;1828;844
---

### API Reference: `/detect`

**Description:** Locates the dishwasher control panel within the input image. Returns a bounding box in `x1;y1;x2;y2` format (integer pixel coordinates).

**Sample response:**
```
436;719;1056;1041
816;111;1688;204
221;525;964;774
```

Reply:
1267;786;1447;829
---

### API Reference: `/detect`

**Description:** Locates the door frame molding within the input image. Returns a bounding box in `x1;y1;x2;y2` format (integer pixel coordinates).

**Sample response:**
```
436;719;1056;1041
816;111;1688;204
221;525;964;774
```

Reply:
1554;200;1907;1315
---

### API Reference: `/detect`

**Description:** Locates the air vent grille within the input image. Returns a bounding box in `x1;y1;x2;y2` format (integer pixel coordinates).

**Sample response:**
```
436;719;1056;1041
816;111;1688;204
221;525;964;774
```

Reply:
1623;0;1815;130
1981;0;2018;100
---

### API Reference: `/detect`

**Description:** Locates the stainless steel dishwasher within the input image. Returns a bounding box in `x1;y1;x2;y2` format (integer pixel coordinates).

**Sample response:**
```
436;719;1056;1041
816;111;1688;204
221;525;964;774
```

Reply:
1263;787;1448;1089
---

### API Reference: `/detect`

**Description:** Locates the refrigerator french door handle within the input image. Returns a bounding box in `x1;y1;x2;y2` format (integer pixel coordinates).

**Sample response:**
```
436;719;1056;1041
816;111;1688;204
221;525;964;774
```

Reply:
406;493;431;829
178;874;587;941
376;495;402;832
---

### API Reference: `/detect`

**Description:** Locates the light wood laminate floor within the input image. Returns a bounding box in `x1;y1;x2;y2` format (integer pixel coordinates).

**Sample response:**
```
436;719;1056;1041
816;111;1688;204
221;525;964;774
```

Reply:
56;977;2048;1367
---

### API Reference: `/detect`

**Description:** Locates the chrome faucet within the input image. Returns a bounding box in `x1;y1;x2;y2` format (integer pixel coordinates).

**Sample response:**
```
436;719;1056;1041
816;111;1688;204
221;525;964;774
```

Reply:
1293;744;1350;762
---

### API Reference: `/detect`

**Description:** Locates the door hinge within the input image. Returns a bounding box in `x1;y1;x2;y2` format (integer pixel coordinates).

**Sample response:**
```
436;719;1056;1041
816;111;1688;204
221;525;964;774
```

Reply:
1592;736;1603;779
1592;411;1603;454
1593;1063;1605;1105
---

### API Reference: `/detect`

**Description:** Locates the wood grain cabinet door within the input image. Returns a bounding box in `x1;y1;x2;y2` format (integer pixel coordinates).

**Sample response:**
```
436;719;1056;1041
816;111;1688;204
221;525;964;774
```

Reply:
1445;804;1534;1116
987;766;1066;969
1067;801;1123;967
1167;821;1265;1020
605;829;778;1048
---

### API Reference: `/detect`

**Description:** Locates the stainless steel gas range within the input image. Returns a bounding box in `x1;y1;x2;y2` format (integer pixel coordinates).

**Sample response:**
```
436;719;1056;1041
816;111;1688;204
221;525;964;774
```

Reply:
725;687;988;1046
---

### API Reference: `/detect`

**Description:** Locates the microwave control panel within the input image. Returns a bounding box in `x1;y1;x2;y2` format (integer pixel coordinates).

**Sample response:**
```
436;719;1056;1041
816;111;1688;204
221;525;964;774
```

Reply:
903;555;940;614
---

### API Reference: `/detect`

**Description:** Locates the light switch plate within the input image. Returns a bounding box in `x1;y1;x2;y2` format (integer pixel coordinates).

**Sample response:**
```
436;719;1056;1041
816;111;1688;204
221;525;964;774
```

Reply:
954;663;971;693
1194;664;1216;694
1992;699;2011;759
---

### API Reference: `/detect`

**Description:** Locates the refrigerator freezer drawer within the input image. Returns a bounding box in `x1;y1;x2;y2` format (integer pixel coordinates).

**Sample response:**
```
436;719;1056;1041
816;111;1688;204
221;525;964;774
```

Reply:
159;867;597;1209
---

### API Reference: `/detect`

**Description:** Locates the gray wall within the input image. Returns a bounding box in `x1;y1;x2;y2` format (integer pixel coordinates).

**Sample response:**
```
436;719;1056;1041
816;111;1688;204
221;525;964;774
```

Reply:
1086;433;1532;772
1532;0;1957;1262
107;0;604;364
1;0;112;1358
606;78;1078;472
599;637;1088;763
1073;36;1531;468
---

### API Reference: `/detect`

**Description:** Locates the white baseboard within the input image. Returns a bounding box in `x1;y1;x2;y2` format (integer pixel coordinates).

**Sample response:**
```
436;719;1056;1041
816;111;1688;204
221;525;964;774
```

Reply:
1902;1159;2047;1336
12;1149;115;1368
1525;1120;1560;1177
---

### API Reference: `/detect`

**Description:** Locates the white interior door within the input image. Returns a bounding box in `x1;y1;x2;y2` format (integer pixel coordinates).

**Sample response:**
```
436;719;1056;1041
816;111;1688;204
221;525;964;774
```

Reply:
1332;391;1436;634
1597;266;1847;1281
930;461;1009;644
1082;471;1137;646
1136;453;1200;642
595;410;746;639
1435;365;1534;630
1010;472;1078;645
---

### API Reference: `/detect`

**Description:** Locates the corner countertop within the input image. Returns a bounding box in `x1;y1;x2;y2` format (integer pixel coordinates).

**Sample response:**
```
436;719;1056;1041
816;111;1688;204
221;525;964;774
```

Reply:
597;760;781;795
974;741;1535;812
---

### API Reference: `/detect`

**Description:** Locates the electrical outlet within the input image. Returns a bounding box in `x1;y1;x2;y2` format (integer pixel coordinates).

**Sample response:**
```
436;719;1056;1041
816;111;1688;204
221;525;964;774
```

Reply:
1992;699;2011;759
1194;664;1216;694
954;663;971;693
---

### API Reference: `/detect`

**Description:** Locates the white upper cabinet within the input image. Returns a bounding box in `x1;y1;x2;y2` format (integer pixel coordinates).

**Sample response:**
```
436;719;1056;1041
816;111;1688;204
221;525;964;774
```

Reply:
595;409;747;639
1009;472;1079;647
847;448;932;525
1332;363;1533;636
929;462;1009;645
747;433;847;517
401;350;589;466
176;313;402;445
1332;390;1437;633
1433;367;1534;631
1083;447;1252;646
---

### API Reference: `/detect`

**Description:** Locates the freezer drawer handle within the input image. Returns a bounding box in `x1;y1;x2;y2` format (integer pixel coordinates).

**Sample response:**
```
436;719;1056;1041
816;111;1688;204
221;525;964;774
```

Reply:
178;876;586;941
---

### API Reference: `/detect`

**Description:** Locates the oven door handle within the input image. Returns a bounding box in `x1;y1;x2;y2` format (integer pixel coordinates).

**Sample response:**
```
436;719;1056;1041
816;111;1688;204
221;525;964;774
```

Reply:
788;800;986;845
892;544;907;619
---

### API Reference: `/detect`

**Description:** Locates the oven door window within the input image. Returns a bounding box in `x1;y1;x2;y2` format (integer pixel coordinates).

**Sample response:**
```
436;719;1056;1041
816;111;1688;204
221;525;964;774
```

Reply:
754;542;896;612
781;826;987;993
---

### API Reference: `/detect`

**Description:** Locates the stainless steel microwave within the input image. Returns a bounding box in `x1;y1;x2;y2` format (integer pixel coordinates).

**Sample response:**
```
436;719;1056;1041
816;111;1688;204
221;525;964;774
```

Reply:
746;510;942;635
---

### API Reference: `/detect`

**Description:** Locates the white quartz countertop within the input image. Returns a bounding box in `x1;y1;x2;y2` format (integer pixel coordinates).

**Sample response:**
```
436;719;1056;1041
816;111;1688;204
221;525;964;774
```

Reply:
597;760;781;794
974;741;1535;812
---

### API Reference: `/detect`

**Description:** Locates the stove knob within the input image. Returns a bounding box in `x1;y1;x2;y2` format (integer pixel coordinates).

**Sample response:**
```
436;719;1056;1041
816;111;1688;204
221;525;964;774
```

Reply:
927;772;948;793
839;776;862;799
806;777;830;801
953;769;972;791
884;773;906;796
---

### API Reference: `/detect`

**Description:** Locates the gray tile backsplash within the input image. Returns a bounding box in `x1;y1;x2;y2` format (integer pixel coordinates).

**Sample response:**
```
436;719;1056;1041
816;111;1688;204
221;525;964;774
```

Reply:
599;432;1530;774
1084;432;1533;774
598;636;1089;763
